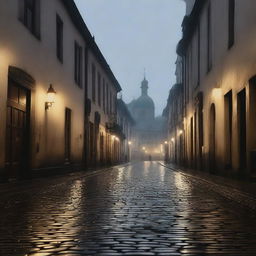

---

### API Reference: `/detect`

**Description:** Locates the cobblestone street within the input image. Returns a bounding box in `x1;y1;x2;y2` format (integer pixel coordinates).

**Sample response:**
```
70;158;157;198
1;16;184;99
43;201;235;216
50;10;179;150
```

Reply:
1;162;256;256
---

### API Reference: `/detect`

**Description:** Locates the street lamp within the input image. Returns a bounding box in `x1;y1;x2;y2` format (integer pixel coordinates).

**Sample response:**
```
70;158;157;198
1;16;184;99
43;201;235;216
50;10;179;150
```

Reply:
45;84;56;110
164;140;169;162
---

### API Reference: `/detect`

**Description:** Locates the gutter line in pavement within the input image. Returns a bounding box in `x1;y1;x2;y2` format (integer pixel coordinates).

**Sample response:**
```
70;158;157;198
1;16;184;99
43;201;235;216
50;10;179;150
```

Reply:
159;161;256;212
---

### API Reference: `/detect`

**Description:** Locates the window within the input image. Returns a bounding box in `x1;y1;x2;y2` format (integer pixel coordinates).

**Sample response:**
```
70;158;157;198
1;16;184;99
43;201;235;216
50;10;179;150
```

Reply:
110;91;112;114
197;24;200;85
74;41;83;87
56;15;63;62
106;83;109;113
92;64;96;102
19;0;40;38
185;52;189;104
103;78;106;112
113;94;116;114
228;0;235;48
98;72;101;107
207;4;212;72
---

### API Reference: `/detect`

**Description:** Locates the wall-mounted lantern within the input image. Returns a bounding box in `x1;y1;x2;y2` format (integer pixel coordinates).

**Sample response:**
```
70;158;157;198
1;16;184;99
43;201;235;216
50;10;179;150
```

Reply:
45;84;56;110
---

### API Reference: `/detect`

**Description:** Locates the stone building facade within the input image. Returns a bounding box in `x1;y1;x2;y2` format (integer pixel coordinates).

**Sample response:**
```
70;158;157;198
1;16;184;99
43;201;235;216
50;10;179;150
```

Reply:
0;0;123;181
166;0;256;178
117;98;135;163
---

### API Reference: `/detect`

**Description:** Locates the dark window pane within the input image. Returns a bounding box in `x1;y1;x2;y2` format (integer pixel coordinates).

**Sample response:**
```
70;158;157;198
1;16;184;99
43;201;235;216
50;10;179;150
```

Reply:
56;15;63;62
74;42;82;87
92;64;96;102
8;84;19;103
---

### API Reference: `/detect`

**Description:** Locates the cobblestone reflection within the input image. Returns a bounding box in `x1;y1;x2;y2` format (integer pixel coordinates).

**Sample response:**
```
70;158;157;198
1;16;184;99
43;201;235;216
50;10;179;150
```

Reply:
0;162;256;255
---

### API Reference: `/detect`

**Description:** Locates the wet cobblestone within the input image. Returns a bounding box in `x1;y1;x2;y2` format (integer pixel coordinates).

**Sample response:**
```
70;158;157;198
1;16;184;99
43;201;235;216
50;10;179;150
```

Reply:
0;162;256;255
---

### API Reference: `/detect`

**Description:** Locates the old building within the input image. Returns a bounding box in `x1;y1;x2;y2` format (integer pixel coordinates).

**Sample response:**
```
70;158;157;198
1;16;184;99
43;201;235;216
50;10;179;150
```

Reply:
117;98;135;163
168;0;256;178
128;77;167;160
0;0;122;181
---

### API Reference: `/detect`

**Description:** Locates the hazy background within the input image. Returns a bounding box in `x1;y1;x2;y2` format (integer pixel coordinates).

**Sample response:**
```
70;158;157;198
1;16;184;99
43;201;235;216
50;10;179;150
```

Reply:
74;0;185;116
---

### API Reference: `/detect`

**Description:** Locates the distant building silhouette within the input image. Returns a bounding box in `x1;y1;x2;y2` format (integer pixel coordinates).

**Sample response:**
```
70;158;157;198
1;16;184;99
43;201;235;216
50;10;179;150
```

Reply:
128;76;167;160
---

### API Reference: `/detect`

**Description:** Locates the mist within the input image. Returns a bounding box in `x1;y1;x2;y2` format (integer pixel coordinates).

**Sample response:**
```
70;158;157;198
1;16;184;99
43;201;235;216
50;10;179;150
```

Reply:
74;0;185;115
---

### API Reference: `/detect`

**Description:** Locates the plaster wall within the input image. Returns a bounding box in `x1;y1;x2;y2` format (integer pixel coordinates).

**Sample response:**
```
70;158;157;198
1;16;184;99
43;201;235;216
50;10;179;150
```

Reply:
183;0;256;174
0;0;86;170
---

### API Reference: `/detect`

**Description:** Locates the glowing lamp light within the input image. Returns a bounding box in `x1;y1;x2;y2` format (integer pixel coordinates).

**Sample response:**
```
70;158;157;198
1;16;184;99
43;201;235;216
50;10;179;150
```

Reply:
128;141;132;145
142;147;146;151
171;138;175;143
45;84;56;110
164;141;168;145
212;88;222;99
179;130;183;135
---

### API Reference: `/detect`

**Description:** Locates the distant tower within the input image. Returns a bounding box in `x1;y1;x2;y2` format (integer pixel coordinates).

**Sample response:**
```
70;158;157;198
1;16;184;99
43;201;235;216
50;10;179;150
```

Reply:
127;75;155;128
141;76;149;96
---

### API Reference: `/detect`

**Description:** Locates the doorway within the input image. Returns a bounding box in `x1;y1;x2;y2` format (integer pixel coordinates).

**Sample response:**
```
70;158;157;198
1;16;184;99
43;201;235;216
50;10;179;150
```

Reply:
209;104;216;173
238;89;247;171
89;122;94;165
190;117;194;167
5;81;30;179
224;91;233;169
100;133;104;165
65;108;72;163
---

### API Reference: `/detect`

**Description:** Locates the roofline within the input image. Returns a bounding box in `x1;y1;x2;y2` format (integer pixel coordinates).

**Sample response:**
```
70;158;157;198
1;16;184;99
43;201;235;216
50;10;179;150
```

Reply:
61;0;122;92
117;99;136;125
177;0;207;56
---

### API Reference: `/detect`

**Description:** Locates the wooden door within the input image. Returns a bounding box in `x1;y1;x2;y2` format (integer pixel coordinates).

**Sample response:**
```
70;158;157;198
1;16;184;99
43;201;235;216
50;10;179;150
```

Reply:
238;89;247;171
5;81;30;179
89;122;94;165
209;104;216;173
100;133;104;165
65;108;71;163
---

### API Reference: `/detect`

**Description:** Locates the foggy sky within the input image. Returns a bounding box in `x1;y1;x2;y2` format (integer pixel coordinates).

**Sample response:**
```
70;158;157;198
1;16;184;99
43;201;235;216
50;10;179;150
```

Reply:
74;0;185;116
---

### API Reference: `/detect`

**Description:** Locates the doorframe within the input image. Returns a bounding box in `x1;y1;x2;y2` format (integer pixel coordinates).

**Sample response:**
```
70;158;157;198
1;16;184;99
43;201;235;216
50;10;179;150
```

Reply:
209;103;216;173
6;66;35;179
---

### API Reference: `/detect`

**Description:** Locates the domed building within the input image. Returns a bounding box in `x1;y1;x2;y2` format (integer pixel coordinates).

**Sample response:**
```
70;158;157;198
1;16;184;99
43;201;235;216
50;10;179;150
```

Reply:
128;77;155;129
128;77;167;160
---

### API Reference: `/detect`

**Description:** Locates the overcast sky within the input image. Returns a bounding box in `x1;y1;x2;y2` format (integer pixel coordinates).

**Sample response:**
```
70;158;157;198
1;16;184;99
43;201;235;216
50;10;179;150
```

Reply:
74;0;185;116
